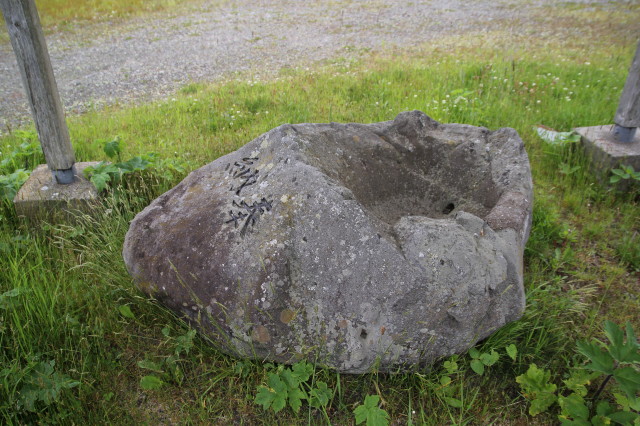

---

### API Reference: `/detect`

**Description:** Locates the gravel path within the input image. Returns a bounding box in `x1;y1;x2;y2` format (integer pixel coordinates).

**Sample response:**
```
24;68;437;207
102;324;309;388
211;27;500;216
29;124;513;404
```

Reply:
0;0;633;133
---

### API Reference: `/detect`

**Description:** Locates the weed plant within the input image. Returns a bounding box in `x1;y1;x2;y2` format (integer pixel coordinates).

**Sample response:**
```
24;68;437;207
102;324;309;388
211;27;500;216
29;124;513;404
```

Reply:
1;3;639;423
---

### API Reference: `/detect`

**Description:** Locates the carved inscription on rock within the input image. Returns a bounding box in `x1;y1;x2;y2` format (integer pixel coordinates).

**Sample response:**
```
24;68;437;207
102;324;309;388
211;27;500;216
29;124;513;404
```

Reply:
224;157;273;236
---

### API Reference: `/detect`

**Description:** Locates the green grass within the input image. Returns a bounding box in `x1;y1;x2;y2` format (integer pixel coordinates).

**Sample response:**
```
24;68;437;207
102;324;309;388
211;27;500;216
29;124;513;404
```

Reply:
35;0;205;27
0;0;212;43
1;3;640;424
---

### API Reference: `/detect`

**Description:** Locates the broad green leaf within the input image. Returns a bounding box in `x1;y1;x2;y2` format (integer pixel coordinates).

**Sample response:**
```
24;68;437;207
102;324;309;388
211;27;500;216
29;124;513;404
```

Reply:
610;175;622;183
628;394;639;411
604;320;625;361
82;161;107;177
590;416;612;426
576;340;614;375
354;395;390;426
255;385;276;410
267;372;287;393
611;168;628;177
256;375;288;413
480;350;499;366
613;366;640;401
529;393;557;417
354;404;368;425
506;344;517;361
625;322;640;347
563;369;599;397
558;393;589;422
174;329;196;356
291;361;313;383
270;391;288;413
516;364;557;394
165;355;184;384
280;369;300;390
0;288;27;310
621;322;640;363
516;364;557;416
440;375;452;387
19;360;80;412
444;397;463;408
101;163;122;175
266;373;288;412
287;387;306;413
613;392;640;412
595;400;614;417
309;381;331;408
279;367;310;412
104;138;122;159
140;375;164;390
468;348;480;359
608;411;639;424
470;359;484;375
621;164;635;174
118;304;135;319
0;169;30;201
137;359;164;373
90;172;111;192
118;156;151;172
443;360;458;374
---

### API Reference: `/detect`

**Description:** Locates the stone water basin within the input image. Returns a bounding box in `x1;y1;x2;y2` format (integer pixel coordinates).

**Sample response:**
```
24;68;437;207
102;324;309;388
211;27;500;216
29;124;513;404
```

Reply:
123;110;533;373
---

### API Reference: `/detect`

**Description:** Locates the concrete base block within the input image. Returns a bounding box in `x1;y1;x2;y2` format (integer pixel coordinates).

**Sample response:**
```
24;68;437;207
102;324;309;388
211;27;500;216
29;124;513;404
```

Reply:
13;162;101;222
575;125;640;191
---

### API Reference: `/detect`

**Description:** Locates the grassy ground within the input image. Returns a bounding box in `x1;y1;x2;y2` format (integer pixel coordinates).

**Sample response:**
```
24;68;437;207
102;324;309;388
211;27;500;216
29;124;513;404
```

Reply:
0;0;213;42
1;1;639;424
34;0;206;27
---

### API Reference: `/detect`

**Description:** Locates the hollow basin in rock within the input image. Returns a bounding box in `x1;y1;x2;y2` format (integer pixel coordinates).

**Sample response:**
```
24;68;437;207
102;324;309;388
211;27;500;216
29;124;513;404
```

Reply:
123;111;533;373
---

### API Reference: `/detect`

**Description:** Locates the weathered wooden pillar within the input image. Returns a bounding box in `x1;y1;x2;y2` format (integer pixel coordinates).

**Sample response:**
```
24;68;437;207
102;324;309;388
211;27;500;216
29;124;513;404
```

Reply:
613;41;640;143
1;0;76;184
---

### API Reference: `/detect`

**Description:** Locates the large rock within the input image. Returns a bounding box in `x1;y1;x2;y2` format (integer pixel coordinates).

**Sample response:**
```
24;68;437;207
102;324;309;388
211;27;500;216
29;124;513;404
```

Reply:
123;111;533;373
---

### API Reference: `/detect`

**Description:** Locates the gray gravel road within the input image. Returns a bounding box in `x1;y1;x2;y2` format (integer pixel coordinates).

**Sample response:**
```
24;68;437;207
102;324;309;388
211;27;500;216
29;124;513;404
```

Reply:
0;0;633;133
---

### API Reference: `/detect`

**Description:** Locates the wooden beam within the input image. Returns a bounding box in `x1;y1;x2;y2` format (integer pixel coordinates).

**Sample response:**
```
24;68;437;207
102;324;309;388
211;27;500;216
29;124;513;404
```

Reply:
1;0;76;183
613;41;640;142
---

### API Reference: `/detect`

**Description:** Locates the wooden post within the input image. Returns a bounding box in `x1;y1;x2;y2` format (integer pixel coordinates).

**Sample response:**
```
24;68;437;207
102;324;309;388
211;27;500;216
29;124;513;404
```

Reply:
613;41;640;143
1;0;76;184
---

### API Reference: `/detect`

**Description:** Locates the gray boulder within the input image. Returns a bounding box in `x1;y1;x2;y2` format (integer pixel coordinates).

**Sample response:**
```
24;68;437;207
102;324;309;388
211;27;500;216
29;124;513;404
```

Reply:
123;111;533;373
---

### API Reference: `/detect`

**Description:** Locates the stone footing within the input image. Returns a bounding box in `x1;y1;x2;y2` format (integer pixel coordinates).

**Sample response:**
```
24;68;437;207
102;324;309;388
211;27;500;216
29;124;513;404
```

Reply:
13;162;101;222
575;125;640;191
